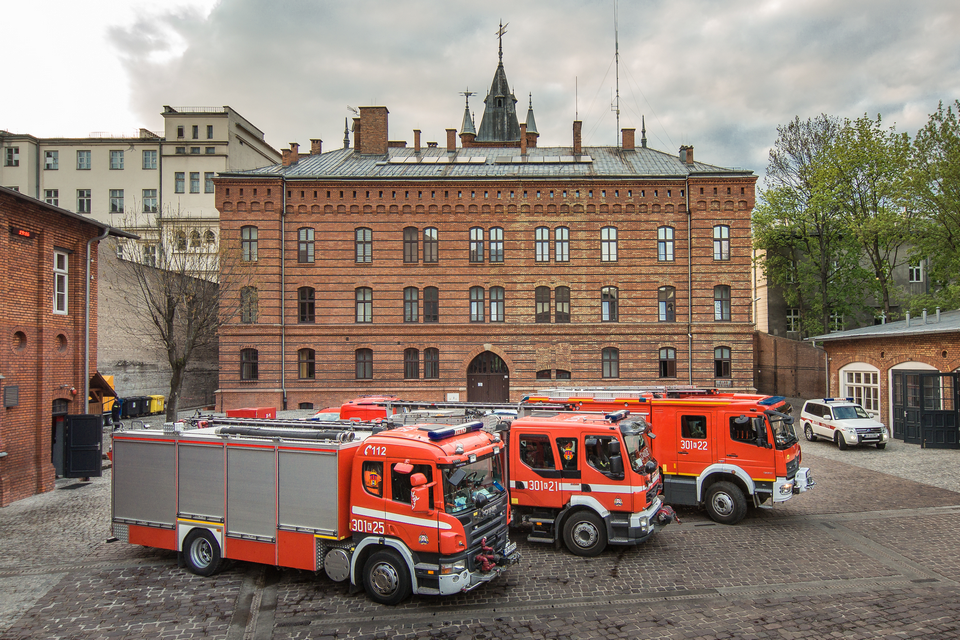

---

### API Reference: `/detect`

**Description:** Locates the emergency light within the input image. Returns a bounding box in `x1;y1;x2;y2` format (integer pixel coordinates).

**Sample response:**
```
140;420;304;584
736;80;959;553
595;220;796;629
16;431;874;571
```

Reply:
424;421;484;440
758;395;787;406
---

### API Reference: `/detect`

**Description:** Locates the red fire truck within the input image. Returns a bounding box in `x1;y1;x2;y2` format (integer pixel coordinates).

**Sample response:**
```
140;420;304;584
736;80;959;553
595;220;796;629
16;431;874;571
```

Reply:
522;388;814;525
111;416;518;605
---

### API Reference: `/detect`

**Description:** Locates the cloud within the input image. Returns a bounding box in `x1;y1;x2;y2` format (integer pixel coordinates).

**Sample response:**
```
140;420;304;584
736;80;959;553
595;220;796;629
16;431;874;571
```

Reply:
106;0;960;176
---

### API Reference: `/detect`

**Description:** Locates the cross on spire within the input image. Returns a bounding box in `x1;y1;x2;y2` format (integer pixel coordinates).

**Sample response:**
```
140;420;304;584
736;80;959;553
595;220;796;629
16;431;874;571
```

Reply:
496;20;509;62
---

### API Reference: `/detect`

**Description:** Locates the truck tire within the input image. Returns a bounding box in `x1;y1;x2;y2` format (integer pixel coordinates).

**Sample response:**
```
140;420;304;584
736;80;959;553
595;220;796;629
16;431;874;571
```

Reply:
705;481;747;525
803;424;817;442
562;511;607;557
183;529;223;577
363;550;411;605
836;433;848;451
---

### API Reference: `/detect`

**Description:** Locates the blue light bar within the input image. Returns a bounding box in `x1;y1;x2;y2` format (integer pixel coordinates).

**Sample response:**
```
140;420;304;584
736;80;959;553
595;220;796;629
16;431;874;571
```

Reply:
426;421;484;440
605;410;630;422
758;396;786;406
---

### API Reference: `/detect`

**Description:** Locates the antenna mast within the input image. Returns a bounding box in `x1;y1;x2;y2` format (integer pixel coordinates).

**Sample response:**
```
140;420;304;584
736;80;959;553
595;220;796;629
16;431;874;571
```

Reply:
612;0;620;145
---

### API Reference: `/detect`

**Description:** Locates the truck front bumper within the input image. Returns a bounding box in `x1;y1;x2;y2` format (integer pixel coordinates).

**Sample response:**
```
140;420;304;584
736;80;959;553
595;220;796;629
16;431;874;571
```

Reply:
623;496;668;543
437;539;520;595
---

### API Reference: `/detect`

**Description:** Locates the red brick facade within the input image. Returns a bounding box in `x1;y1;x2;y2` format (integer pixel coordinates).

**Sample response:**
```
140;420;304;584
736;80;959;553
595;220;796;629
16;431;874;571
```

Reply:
0;188;120;505
215;108;758;411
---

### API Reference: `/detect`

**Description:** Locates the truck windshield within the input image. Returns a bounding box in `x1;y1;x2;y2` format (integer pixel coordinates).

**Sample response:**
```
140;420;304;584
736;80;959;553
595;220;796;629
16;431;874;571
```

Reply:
442;454;505;515
767;412;799;450
622;434;652;473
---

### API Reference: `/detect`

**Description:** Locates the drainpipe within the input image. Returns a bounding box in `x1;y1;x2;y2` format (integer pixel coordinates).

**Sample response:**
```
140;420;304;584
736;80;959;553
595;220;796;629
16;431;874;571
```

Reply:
280;177;287;410
85;226;110;410
686;177;693;384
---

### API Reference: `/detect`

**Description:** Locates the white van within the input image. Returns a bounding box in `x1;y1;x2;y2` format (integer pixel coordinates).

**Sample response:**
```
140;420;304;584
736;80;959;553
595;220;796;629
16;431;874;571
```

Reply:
800;398;889;450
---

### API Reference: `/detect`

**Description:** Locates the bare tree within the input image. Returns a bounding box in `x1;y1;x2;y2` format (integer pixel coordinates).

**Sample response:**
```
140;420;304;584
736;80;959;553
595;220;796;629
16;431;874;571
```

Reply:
114;206;253;420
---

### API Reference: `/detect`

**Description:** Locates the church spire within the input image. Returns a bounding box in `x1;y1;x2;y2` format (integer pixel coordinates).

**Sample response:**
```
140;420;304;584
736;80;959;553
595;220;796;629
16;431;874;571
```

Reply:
525;93;538;135
460;90;477;135
476;21;520;143
343;117;350;149
641;115;647;148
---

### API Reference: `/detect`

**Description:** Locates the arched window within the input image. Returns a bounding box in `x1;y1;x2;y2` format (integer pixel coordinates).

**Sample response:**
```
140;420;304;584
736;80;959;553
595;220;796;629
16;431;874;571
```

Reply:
204;230;216;246
298;348;315;379
298;227;315;263
555;286;570;323
189;230;201;248
658;286;676;322
555;227;570;262
556;369;571;380
659;347;677;378
403;287;419;322
535;227;549;261
601;226;618;262
536;369;552;379
240;348;259;380
714;285;731;321
424;287;439;323
469;227;484;262
355;287;372;323
490;286;504;322
404;348;419;379
241;225;258;261
535;286;550;323
175;230;187;252
240;286;258;324
470;286;485;322
355;227;372;263
602;347;619;378
424;348;439;379
658;226;675;261
489;227;504;263
714;346;731;378
403;227;418;263
601;286;618;322
713;225;730;261
423;227;439;263
298;286;315;323
355;348;373;379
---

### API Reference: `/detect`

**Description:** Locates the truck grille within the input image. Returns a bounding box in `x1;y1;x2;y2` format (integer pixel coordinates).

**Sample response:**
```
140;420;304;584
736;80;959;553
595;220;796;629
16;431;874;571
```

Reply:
462;495;509;571
786;456;799;480
646;478;663;506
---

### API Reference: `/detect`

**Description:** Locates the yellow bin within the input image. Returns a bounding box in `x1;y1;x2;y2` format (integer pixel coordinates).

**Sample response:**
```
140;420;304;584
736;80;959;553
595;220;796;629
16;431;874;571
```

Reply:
148;395;165;414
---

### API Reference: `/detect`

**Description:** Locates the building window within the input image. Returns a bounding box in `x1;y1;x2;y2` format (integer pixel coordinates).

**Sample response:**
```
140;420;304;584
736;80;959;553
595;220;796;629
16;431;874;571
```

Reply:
241;226;258;261
601;286;618;322
844;370;880;414
356;287;372;323
142;149;157;169
601;226;618;262
189;172;200;193
404;287;419;322
143;244;157;268
535;227;549;261
659;347;677;378
175;146;186;155
490;286;505;322
470;286;485;322
241;349;259;380
908;262;924;283
714;346;731;378
555;227;570;262
403;227;418;263
555;286;570;323
355;227;372;263
786;307;800;333
77;189;91;213
424;348;439;379
192;125;199;139
175;172;185;193
424;227;439;263
355;349;373;380
44;150;58;170
53;250;68;314
143;189;157;213
489;227;504;263
109;189;124;213
298;348;316;379
204;172;214;193
5;146;19;166
76;150;91;170
207;125;214;139
298;228;315;263
110;150;124;170
44;189;59;206
535;286;550;323
175;230;187;252
658;286;676;322
424;287;439;323
658;226;675;261
240;286;258;323
714;285;731;322
204;230;216;246
190;147;200;155
713;225;730;261
556;369;571;380
189;230;201;249
205;147;216;155
602;347;619;378
536;370;552;380
404;348;420;379
469;227;484;262
298;286;315;323
177;125;184;139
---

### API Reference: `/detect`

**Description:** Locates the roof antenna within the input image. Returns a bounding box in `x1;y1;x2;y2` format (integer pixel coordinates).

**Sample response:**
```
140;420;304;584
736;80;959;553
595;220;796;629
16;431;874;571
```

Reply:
611;0;621;145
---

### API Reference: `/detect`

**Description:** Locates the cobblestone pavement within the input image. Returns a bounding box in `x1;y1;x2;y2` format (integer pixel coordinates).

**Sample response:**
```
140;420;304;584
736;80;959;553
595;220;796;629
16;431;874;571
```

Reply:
4;418;960;638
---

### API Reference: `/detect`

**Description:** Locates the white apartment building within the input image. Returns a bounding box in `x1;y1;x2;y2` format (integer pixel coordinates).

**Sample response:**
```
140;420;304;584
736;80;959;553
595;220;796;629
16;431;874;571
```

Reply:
0;106;279;260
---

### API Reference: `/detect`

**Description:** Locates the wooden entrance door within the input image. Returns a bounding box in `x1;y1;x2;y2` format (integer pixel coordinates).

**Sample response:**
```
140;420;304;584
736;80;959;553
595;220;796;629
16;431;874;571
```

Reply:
467;352;509;402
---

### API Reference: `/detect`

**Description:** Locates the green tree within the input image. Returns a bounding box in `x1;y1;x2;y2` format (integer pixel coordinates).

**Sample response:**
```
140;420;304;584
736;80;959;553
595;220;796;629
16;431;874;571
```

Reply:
815;114;913;318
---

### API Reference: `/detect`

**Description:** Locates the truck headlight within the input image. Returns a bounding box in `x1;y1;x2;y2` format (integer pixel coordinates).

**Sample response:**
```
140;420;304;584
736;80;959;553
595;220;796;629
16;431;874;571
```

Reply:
440;560;466;575
779;482;794;495
638;516;648;530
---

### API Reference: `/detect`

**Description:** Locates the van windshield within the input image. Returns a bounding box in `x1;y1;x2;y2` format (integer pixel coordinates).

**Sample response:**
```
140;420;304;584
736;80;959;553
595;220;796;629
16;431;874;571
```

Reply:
441;454;505;515
833;405;870;420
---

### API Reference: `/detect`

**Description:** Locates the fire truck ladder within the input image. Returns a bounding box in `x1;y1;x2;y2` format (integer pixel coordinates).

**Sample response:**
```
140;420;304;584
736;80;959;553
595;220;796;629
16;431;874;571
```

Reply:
207;417;381;442
527;386;719;400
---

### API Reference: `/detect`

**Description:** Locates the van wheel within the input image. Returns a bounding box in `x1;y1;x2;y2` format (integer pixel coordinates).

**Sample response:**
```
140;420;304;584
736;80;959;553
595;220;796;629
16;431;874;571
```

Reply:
803;424;817;442
705;481;747;525
836;433;848;451
562;511;607;557
363;550;411;605
183;529;223;577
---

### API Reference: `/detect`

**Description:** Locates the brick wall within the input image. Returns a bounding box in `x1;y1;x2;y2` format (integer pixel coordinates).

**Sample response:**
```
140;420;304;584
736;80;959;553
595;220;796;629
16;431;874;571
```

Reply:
0;190;106;506
753;332;826;399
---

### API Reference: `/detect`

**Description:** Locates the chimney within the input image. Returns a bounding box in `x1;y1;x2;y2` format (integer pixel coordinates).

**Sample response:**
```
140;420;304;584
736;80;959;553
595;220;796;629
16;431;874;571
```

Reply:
573;120;582;155
446;128;457;152
622;128;635;150
937;306;941;322
906;311;911;327
680;145;695;164
310;138;322;155
358;107;389;155
282;142;300;167
520;123;527;155
352;117;361;151
923;308;928;324
414;129;421;153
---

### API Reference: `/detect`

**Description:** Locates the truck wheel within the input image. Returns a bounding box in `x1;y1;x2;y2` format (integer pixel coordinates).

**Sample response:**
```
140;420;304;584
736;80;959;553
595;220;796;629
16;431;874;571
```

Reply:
562;511;607;557
183;529;223;577
705;481;747;525
803;424;817;442
876;443;886;450
836;433;848;451
363;550;411;605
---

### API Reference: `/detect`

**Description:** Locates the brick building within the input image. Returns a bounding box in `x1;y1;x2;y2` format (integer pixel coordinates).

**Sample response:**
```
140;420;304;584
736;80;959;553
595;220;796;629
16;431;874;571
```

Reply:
0;186;134;506
215;57;758;411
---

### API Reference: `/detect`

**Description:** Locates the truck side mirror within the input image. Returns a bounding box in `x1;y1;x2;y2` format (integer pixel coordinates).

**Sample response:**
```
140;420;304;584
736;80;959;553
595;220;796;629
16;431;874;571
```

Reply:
607;440;621;456
609;455;624;478
411;486;432;513
410;473;427;487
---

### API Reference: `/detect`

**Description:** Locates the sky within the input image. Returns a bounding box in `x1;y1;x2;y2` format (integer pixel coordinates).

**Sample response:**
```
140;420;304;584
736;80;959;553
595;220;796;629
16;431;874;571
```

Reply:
4;0;960;178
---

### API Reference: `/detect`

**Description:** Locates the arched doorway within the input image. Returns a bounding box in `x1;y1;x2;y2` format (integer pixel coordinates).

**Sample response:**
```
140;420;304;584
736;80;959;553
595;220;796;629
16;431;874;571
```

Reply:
467;351;509;402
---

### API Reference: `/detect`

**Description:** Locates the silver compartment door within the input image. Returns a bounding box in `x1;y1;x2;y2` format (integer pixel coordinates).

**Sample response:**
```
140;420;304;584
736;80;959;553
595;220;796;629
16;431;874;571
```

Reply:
278;450;339;535
227;446;276;539
113;440;175;525
178;443;225;520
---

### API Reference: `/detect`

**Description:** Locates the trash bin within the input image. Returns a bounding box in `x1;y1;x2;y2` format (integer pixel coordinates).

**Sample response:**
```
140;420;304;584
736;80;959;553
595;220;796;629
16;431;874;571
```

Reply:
148;395;165;414
123;397;140;418
138;396;151;416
